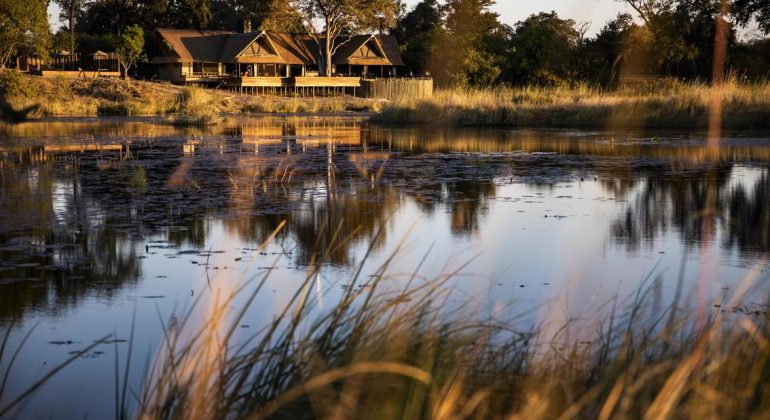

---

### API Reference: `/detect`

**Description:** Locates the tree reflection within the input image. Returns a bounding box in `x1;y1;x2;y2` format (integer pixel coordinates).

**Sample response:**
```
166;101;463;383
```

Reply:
609;166;770;255
0;159;140;321
3;118;770;323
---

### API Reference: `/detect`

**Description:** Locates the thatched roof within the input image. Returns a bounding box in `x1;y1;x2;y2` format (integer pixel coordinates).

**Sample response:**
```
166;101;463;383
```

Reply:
150;28;404;67
269;33;318;65
151;28;234;63
333;35;404;66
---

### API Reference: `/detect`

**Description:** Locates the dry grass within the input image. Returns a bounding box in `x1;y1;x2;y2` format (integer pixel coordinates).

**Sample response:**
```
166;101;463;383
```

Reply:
0;71;383;119
165;87;222;126
4;222;770;419
122;236;770;419
375;78;770;129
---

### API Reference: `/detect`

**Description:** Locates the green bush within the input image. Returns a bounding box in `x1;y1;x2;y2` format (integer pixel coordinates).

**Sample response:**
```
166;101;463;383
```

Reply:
0;70;40;98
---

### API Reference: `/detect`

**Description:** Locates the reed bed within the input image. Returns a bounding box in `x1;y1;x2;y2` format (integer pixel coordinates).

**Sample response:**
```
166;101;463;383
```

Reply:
374;78;770;129
165;87;222;126
1;222;770;419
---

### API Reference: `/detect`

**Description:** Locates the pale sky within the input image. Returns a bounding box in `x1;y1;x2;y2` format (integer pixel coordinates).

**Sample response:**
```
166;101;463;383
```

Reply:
48;1;630;34
48;1;760;39
402;0;631;35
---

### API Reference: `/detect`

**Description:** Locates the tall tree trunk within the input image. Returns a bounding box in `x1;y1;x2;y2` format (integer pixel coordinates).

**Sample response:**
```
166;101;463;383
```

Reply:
324;38;333;76
68;0;76;69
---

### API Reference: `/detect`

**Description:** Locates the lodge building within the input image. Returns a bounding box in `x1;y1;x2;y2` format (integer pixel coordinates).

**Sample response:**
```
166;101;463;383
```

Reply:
150;28;409;95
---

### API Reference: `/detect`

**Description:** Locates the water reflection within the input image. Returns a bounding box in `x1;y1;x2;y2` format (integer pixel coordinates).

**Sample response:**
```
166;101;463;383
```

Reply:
611;165;770;256
1;117;770;324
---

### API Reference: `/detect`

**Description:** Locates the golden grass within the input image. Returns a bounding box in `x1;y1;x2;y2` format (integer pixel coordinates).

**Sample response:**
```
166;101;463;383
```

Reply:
133;242;770;419
0;71;383;119
165;87;221;126
2;222;770;419
375;78;770;129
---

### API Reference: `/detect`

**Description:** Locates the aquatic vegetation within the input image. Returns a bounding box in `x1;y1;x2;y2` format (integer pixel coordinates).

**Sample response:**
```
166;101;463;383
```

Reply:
165;87;221;126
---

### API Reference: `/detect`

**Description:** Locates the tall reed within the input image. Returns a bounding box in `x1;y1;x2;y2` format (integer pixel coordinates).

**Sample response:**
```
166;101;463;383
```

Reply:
2;224;770;419
375;78;770;129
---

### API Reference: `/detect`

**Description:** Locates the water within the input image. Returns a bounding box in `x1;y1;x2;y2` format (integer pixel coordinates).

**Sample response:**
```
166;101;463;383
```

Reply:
1;116;769;418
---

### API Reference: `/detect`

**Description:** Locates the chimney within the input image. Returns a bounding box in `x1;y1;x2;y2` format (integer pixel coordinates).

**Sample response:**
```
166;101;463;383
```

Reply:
243;19;252;33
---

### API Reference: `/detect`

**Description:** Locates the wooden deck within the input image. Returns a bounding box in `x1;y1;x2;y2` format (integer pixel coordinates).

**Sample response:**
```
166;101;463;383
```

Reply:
182;74;227;84
227;77;283;87
224;76;361;88
291;77;361;88
177;74;431;98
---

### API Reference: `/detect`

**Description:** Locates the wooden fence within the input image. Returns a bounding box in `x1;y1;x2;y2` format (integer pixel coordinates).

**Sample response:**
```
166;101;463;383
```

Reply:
360;78;433;101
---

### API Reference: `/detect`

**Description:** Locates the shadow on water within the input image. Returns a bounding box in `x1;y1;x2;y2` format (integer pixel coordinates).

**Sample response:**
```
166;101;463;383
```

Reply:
0;116;769;323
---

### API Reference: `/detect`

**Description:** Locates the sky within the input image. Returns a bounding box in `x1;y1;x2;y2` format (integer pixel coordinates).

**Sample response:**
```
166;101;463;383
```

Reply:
402;0;631;35
48;0;759;39
48;1;631;34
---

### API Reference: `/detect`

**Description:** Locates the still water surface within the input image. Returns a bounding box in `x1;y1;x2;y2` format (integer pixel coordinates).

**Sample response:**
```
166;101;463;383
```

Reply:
1;116;769;418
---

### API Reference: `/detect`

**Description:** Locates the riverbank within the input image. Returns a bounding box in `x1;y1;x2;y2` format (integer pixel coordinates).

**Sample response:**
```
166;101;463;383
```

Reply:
373;80;770;130
3;72;770;130
0;72;383;118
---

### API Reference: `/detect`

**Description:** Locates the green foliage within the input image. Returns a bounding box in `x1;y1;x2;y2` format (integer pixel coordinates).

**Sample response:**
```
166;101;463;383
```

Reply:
392;0;442;76
51;30;71;55
461;47;501;87
54;0;83;57
730;39;770;80
171;0;212;30
77;34;118;56
50;0;770;83
116;25;147;79
0;0;50;68
728;0;770;33
508;12;579;85
0;70;39;97
428;0;508;87
290;0;401;76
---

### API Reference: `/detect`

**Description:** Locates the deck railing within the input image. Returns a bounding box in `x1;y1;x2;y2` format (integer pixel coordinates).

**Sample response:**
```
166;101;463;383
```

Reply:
360;78;433;100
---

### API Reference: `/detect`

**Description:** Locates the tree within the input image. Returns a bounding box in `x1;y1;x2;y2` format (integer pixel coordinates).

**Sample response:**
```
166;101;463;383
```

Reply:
55;0;83;61
76;0;137;35
733;0;770;34
169;0;212;30
116;25;146;79
574;13;635;84
619;0;701;76
0;0;50;68
237;0;304;32
289;0;400;76
508;12;579;85
392;0;442;75
430;0;507;87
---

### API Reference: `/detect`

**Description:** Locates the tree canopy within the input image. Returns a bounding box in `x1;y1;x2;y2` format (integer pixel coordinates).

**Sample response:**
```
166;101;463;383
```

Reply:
2;0;769;84
289;0;400;76
116;25;146;79
0;0;50;68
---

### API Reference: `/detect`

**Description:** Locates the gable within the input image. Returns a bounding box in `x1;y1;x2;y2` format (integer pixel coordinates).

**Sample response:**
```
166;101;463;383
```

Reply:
352;40;384;59
240;36;279;58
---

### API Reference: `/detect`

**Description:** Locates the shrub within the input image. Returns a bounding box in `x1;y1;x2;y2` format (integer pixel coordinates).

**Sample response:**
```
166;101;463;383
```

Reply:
0;70;39;98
